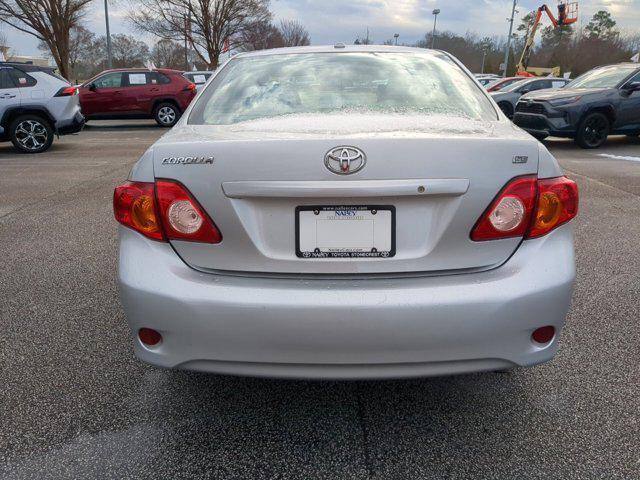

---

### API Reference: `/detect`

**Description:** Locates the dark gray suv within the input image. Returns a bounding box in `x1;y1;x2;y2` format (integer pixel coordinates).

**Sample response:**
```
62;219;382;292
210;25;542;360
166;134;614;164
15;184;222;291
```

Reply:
513;63;640;148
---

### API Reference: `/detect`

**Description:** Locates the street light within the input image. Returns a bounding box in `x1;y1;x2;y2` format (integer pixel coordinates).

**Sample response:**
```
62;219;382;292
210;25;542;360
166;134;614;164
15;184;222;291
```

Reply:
431;9;440;49
104;0;113;69
502;0;517;77
394;33;399;46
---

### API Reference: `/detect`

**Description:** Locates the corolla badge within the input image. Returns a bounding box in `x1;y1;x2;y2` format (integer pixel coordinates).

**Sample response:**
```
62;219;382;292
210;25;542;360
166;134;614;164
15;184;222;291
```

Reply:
324;146;366;175
162;156;214;165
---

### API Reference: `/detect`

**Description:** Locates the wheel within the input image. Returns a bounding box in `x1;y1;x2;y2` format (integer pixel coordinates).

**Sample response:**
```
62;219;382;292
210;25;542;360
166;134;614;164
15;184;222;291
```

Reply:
9;115;54;153
575;112;610;149
498;101;514;119
154;103;180;127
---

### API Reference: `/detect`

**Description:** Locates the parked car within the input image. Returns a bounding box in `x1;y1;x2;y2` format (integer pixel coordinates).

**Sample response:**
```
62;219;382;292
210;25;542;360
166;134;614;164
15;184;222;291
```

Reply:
0;61;84;153
78;68;196;127
475;74;501;86
114;45;578;380
491;77;569;118
514;63;640;148
486;76;527;92
183;71;215;91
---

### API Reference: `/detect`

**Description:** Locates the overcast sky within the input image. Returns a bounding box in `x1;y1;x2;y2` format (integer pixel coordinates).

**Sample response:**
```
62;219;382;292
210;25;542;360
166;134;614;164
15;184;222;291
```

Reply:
2;0;639;57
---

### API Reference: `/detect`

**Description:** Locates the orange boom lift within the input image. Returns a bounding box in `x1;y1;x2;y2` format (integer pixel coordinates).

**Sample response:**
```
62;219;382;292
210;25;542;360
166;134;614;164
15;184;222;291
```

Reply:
516;1;578;76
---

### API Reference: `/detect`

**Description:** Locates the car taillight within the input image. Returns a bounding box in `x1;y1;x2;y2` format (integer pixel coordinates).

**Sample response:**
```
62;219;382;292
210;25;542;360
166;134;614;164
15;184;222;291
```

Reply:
155;179;222;243
113;180;222;243
183;83;196;92
471;176;538;241
54;86;78;97
114;181;164;241
471;175;578;241
527;176;578;238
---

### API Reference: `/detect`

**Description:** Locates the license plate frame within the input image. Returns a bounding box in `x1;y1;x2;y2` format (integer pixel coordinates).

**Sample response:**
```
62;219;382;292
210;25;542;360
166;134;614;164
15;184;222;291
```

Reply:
295;205;396;259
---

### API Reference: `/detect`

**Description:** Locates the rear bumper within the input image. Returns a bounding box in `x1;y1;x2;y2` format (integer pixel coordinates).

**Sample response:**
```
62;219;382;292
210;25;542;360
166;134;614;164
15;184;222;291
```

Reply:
56;111;85;135
118;224;575;379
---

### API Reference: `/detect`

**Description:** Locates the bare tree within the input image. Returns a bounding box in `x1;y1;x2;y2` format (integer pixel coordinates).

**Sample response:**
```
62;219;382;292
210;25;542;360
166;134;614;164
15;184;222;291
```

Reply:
279;19;310;47
0;0;93;79
99;34;150;68
0;30;9;60
240;20;283;51
130;0;271;69
38;26;97;82
151;39;192;69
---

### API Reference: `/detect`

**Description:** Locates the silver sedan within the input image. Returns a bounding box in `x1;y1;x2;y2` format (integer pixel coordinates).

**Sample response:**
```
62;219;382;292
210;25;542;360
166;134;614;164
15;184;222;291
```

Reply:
114;46;578;379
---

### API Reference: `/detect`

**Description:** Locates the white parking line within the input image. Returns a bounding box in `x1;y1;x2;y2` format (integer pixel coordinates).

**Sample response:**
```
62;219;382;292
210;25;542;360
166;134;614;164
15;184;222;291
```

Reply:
597;153;640;163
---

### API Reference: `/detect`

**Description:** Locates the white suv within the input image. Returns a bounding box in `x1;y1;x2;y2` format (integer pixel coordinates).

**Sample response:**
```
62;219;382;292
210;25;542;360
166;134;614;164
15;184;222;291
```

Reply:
0;62;84;153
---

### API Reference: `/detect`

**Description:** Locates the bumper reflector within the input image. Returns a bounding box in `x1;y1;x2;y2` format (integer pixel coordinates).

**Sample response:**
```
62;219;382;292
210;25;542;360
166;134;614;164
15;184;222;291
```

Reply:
138;328;162;346
532;326;555;344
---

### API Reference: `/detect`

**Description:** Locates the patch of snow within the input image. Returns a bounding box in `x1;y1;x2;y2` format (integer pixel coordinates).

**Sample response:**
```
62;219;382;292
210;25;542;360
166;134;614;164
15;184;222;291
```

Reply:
225;113;497;137
597;153;640;163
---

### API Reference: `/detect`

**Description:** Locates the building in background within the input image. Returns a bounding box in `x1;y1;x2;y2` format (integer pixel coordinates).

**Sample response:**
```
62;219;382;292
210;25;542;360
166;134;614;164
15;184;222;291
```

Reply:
0;45;49;66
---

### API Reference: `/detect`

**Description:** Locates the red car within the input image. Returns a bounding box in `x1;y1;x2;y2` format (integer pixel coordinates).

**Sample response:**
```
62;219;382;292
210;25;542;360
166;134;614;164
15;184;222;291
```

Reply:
78;68;196;127
486;76;527;92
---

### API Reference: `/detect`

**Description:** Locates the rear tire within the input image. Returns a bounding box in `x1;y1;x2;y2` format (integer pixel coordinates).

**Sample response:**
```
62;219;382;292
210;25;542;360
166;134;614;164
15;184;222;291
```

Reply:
9;114;54;154
154;102;180;127
575;112;610;149
498;101;514;119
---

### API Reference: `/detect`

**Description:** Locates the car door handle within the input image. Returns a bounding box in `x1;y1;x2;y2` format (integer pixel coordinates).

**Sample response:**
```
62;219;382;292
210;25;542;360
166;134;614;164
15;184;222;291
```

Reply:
0;94;17;99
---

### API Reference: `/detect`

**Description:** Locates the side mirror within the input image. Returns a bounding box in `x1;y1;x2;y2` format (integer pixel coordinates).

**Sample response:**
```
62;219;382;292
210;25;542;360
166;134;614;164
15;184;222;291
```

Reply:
622;81;640;93
88;83;97;92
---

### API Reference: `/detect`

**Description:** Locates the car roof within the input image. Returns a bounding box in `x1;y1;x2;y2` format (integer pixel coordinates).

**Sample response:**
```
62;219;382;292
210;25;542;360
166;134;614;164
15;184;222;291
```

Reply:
233;44;442;59
0;61;56;73
98;67;181;74
587;62;640;72
521;77;567;83
598;62;639;68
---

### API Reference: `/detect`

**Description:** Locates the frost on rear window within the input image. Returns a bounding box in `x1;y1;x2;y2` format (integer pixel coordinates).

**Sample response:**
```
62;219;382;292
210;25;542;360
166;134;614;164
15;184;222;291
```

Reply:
189;52;497;125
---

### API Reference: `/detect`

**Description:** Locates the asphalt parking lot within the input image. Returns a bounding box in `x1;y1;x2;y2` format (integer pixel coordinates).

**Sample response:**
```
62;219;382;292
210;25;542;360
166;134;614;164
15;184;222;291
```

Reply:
1;121;639;479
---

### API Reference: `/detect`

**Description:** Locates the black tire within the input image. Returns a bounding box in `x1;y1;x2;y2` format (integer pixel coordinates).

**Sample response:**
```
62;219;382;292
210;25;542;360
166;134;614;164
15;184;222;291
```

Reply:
575;112;610;149
153;102;180;127
9;114;54;153
498;101;514;119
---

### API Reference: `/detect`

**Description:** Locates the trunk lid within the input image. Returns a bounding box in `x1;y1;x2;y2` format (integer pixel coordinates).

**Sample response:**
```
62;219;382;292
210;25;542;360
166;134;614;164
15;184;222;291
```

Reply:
152;114;539;275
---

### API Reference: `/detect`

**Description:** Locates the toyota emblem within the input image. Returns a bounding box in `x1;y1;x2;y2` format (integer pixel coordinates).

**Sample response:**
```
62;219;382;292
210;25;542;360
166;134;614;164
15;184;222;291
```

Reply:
324;146;366;175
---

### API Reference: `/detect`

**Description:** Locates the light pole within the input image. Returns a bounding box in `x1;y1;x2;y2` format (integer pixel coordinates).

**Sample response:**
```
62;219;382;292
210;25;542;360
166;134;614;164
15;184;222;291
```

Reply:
394;33;399;45
184;1;191;71
502;0;517;77
481;49;487;74
104;0;113;69
431;9;440;49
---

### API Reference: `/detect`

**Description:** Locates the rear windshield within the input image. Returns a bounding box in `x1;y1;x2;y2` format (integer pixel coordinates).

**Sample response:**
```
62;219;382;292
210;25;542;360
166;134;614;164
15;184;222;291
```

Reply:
566;65;638;89
189;51;497;125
